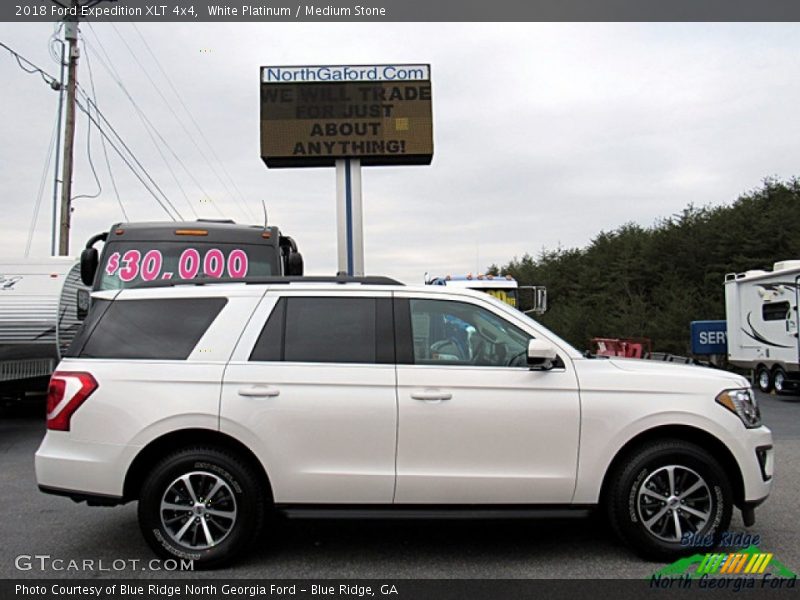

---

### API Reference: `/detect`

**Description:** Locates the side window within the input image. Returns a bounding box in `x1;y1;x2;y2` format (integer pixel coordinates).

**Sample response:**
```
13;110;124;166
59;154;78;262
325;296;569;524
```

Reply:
78;298;227;360
64;299;111;358
409;298;532;367
763;301;790;322
249;297;394;364
250;298;285;362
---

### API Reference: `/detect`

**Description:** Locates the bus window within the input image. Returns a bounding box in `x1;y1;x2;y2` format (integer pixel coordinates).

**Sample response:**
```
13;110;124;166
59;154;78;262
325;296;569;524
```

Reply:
97;242;277;290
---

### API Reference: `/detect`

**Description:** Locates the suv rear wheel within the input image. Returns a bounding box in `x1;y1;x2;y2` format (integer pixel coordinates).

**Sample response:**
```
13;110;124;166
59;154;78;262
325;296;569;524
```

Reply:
606;440;732;560
138;447;266;569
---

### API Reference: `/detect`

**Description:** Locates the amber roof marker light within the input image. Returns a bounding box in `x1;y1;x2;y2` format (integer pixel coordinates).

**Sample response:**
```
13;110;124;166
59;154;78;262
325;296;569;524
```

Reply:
174;229;209;236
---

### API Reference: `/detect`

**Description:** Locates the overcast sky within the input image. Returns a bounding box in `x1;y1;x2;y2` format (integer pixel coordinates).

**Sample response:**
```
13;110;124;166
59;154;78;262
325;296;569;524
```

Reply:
1;22;799;282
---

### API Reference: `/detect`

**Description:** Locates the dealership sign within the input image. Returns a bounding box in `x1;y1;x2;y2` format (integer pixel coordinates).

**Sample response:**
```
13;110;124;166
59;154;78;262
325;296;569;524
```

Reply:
260;64;433;167
690;320;728;355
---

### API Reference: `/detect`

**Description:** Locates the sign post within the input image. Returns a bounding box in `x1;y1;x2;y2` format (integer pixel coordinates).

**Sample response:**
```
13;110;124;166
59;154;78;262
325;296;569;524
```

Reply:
336;158;364;276
260;64;433;276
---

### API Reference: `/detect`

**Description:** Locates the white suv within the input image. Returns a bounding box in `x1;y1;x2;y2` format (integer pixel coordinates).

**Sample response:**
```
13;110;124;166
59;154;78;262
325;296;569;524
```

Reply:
36;277;773;568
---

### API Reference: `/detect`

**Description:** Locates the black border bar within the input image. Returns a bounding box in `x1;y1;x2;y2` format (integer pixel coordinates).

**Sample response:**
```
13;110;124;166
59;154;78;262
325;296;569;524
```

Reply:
6;0;800;22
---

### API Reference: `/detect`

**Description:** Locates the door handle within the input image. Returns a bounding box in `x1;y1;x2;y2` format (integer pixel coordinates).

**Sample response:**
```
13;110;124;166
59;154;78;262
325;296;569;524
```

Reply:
238;385;280;398
410;390;452;401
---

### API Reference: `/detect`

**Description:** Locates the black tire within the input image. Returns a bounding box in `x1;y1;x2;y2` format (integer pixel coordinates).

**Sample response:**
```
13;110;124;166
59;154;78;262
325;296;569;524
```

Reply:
772;366;788;395
606;439;732;560
138;447;267;569
755;365;773;394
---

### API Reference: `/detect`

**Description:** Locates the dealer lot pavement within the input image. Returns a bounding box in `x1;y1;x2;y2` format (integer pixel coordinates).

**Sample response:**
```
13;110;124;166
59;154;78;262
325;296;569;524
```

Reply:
1;392;798;579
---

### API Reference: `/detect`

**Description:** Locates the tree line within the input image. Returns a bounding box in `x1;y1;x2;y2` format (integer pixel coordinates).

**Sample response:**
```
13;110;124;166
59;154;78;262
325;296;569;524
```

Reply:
492;179;800;354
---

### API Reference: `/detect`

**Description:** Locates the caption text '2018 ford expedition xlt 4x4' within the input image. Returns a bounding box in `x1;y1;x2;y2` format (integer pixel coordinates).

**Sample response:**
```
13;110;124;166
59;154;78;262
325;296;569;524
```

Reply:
36;276;773;568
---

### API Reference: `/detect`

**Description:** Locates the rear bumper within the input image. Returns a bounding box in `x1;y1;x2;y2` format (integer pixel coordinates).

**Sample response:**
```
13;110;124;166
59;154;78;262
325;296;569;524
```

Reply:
35;432;138;499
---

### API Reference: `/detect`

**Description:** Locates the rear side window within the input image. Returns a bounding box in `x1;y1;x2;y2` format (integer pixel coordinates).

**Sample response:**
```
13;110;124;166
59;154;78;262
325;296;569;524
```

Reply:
250;297;394;364
77;298;227;359
64;299;111;358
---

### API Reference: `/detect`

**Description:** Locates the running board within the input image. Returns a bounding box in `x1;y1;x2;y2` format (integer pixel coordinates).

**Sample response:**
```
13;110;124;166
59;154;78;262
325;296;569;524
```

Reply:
275;504;595;520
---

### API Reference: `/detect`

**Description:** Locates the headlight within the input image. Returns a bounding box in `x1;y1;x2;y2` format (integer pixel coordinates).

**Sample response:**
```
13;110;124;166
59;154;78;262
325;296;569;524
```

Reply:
716;388;761;428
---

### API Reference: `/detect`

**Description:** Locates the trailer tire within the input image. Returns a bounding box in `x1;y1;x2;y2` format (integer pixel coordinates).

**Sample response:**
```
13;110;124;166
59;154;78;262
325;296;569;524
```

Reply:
772;366;787;395
755;365;773;393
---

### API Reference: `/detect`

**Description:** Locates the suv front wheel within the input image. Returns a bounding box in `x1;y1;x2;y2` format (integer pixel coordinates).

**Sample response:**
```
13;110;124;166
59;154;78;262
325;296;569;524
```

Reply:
606;440;732;560
138;447;266;569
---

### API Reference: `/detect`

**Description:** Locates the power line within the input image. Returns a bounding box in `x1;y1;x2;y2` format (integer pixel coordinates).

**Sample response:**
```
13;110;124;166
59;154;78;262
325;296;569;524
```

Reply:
86;25;225;219
26;109;59;258
0;40;60;88
131;22;256;222
131;23;259;224
111;23;242;220
82;35;199;218
71;41;102;203
2;37;178;221
81;37;128;220
75;94;181;221
48;22;64;65
114;23;257;223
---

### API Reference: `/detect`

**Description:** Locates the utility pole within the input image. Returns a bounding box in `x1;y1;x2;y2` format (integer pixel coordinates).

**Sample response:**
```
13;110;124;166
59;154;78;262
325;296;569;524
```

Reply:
58;10;79;256
51;32;66;256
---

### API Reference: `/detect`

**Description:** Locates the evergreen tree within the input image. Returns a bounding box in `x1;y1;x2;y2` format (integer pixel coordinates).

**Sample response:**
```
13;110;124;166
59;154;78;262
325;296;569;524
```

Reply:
498;179;800;354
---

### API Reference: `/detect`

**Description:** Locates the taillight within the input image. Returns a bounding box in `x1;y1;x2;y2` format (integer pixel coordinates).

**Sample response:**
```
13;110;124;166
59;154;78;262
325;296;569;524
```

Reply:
46;372;98;431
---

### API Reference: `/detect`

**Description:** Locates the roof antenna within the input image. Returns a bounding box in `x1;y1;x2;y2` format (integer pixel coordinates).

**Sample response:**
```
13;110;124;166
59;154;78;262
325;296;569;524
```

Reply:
261;199;269;229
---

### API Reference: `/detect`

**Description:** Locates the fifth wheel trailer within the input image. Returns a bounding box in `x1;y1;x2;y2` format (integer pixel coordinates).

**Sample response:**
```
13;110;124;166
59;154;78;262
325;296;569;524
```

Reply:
725;260;800;394
0;258;88;404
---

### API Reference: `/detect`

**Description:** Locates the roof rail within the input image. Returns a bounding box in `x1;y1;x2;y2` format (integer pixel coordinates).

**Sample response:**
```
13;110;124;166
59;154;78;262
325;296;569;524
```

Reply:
134;275;404;288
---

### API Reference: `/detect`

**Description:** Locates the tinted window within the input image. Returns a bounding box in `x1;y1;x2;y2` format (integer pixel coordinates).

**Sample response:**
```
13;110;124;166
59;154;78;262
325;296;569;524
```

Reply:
79;298;227;359
250;298;285;362
64;299;111;358
763;301;790;322
409;298;532;367
249;297;393;364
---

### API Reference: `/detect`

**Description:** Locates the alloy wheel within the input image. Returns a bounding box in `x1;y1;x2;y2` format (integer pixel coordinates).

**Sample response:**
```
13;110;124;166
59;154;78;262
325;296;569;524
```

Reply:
636;465;712;542
159;471;237;549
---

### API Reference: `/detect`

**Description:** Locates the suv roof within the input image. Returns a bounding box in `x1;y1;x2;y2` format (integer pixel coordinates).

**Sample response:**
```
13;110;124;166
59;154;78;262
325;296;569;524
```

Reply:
134;275;404;289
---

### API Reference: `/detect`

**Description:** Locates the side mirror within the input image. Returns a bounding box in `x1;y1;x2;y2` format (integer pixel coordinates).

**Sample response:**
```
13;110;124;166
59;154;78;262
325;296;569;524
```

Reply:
80;248;98;287
76;289;91;320
286;252;304;276
527;339;557;370
518;286;548;315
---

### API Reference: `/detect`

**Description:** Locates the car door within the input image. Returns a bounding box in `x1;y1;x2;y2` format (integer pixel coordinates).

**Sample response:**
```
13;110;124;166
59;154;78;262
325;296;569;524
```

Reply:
220;290;397;503
394;293;581;504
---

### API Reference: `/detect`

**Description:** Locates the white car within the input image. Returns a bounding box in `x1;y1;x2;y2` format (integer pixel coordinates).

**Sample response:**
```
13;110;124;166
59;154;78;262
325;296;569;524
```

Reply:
35;277;773;568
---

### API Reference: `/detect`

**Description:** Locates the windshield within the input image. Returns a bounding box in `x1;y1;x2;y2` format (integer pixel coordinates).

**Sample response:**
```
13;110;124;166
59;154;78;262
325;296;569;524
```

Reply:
97;241;278;290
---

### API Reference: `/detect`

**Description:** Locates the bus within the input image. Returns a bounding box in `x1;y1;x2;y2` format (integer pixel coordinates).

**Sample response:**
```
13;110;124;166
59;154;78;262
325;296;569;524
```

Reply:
80;220;303;290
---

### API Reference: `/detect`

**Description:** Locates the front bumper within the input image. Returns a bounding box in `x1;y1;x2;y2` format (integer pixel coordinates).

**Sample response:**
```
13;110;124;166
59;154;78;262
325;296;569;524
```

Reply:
734;426;773;505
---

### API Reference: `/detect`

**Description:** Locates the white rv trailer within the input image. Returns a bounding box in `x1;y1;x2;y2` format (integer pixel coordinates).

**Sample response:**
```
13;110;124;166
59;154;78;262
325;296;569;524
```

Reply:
725;260;800;394
0;258;88;402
